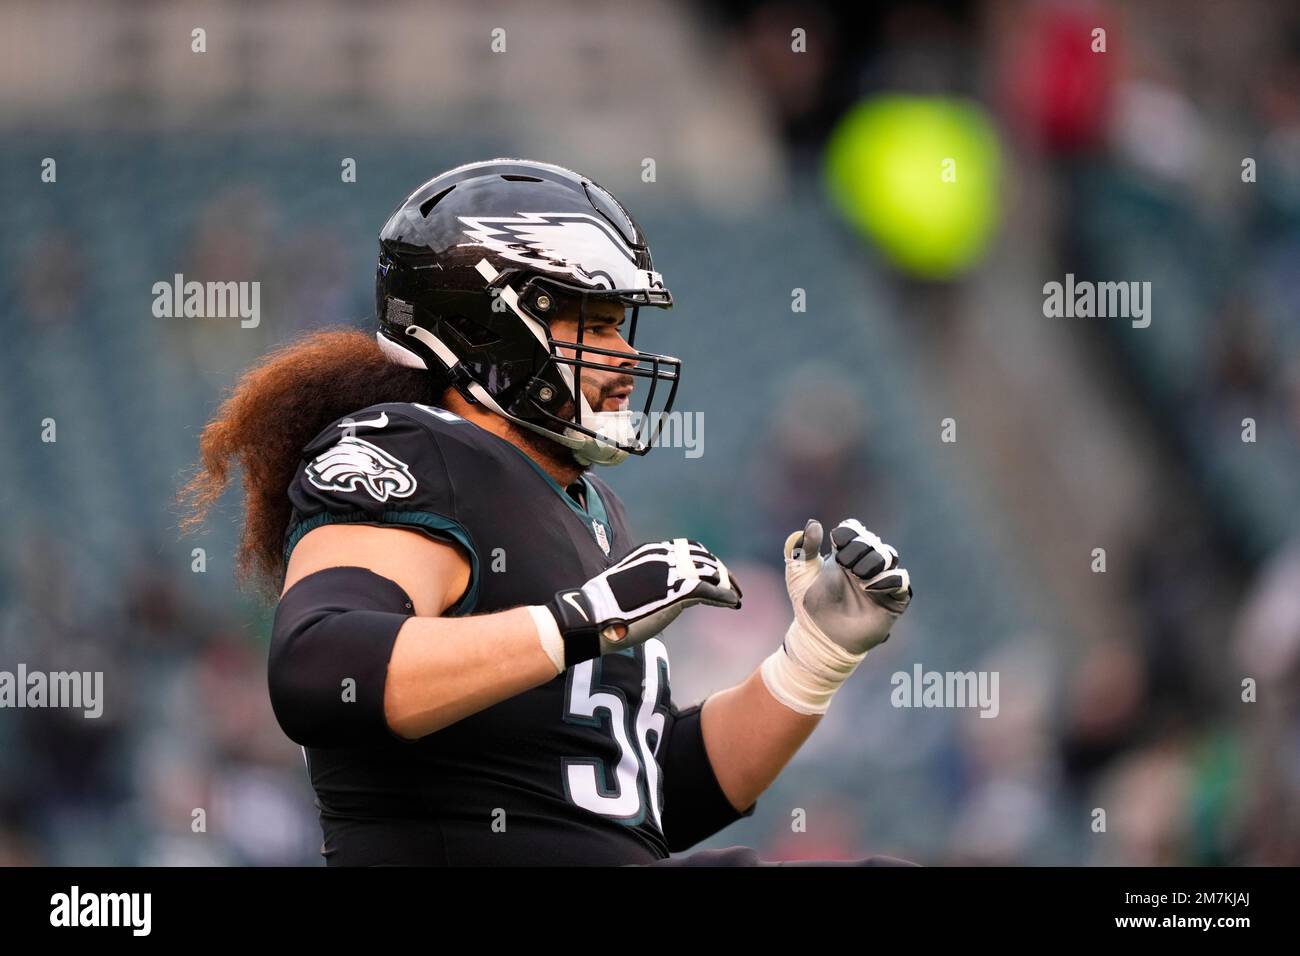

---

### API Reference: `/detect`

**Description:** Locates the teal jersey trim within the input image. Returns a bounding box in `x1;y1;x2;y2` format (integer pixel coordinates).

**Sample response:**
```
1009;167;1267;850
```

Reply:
283;510;480;616
581;476;610;536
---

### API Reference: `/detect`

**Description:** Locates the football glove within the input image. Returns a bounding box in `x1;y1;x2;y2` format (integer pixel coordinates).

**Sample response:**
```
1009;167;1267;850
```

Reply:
761;518;913;715
531;538;742;672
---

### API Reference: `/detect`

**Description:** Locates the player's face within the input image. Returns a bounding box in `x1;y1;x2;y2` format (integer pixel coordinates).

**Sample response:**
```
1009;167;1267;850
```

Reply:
549;299;637;414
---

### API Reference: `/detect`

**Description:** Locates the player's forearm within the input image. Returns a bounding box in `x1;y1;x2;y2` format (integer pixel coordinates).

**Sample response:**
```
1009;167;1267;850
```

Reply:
384;606;557;739
386;539;745;741
698;668;822;812
693;518;913;810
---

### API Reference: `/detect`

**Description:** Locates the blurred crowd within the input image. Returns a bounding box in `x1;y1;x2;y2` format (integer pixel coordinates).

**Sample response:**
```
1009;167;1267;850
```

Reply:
1;0;1297;865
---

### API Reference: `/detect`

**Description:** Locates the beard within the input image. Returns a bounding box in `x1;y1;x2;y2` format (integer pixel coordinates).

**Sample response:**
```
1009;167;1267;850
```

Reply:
515;377;630;474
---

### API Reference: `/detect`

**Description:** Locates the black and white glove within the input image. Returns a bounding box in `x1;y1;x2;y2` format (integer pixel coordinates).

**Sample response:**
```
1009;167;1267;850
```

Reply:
761;518;913;715
530;538;742;672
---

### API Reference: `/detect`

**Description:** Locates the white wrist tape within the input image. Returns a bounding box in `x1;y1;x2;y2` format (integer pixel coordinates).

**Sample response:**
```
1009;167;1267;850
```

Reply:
760;616;869;715
527;604;566;675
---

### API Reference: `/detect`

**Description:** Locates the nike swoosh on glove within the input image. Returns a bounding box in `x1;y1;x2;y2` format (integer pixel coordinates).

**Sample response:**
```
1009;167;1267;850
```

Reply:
542;538;742;669
787;518;912;656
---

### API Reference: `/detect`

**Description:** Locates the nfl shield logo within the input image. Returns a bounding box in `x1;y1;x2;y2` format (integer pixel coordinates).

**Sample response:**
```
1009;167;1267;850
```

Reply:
592;520;610;556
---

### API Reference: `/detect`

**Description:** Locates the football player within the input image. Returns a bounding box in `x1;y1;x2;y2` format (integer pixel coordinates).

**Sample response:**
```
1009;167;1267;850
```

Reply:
183;159;913;865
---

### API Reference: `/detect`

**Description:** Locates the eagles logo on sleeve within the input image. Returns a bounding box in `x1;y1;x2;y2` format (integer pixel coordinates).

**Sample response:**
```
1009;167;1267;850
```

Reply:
305;435;417;503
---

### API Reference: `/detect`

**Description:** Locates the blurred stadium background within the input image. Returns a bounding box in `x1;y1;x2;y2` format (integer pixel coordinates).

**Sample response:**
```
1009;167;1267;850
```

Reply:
1;0;1297;865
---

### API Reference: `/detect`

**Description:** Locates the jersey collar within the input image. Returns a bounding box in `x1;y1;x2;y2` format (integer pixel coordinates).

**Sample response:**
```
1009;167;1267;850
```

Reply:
485;429;615;557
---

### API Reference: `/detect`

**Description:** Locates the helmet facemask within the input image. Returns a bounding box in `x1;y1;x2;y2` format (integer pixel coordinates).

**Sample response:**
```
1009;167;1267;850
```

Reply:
485;268;681;467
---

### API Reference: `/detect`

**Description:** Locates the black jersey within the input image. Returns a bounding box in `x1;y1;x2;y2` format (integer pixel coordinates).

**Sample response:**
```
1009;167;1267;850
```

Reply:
281;402;755;865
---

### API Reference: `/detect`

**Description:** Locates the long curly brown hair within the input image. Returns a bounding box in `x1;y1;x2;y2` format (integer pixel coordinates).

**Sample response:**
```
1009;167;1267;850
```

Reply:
178;328;446;599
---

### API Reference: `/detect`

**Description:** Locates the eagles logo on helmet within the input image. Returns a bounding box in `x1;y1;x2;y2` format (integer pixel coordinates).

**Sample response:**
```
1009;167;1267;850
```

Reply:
373;158;681;467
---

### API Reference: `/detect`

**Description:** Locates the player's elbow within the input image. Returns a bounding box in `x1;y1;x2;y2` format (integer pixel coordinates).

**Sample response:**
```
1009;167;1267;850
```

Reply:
268;567;414;748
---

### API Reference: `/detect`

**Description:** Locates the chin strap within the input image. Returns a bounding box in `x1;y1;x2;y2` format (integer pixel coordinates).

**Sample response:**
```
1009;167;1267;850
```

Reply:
555;362;636;466
379;311;639;467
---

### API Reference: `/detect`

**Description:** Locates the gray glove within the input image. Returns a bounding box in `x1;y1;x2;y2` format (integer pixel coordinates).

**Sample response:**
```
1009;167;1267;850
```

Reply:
786;518;912;655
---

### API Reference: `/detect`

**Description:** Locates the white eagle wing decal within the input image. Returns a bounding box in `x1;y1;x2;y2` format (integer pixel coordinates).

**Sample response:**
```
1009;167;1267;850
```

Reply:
305;436;417;503
458;212;658;291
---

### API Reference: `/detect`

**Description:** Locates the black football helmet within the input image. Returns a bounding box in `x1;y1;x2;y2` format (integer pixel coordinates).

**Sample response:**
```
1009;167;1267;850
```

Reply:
375;158;680;467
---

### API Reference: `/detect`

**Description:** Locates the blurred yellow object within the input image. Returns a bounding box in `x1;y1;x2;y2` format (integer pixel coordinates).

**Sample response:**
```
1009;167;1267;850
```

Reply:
825;95;1001;280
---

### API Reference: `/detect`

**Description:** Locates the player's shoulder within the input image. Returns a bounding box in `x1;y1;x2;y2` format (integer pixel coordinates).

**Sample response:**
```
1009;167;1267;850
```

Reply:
293;403;454;504
313;401;467;437
300;402;488;461
294;400;517;508
286;403;484;581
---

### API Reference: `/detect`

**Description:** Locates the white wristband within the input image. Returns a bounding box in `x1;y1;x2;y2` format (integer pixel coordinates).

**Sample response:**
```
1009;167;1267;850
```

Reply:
527;605;566;675
759;616;869;715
